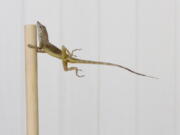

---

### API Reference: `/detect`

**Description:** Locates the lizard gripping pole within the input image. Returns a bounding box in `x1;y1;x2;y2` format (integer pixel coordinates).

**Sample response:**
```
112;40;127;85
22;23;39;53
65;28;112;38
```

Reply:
25;24;39;135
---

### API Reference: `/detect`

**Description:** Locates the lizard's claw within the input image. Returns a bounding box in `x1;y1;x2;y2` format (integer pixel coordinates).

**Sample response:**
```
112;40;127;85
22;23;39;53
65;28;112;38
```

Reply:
28;44;35;48
70;48;82;57
28;44;45;53
75;68;85;78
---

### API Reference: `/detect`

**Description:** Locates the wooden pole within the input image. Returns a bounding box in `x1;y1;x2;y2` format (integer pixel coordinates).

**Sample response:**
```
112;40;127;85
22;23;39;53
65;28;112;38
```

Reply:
24;24;39;135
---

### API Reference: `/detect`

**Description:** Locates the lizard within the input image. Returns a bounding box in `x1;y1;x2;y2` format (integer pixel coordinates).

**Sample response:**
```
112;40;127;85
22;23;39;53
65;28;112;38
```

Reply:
28;21;157;79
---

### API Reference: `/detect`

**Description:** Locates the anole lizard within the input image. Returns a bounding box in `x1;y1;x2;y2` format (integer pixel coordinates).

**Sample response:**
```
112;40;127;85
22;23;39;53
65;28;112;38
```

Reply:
28;21;157;79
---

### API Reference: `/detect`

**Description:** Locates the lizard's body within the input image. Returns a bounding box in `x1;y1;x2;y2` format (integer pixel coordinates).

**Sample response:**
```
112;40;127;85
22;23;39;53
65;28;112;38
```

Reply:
28;21;157;78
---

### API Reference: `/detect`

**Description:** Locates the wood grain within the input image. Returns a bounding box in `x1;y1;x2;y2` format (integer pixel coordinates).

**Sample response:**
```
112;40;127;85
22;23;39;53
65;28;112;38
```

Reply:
24;24;39;135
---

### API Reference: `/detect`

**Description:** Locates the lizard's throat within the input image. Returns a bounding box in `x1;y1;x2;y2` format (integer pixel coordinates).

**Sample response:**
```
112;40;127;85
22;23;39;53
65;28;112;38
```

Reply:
38;35;49;44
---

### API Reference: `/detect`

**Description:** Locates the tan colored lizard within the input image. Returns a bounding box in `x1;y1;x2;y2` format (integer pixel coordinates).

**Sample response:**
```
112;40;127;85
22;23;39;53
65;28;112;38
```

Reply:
28;21;157;78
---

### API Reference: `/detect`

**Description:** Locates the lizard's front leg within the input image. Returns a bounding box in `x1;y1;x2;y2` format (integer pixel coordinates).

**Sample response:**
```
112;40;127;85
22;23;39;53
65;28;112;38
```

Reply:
28;44;45;53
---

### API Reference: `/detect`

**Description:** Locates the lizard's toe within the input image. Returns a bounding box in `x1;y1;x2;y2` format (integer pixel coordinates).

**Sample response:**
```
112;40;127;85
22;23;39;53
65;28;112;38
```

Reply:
70;48;82;58
76;68;85;78
28;44;34;48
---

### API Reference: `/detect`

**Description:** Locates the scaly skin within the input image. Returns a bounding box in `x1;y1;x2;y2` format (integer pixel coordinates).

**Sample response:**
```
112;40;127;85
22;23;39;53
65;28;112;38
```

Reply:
28;21;157;78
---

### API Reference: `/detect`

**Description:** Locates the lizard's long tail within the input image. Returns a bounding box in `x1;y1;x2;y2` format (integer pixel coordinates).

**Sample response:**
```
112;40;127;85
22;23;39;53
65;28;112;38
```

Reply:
68;58;158;79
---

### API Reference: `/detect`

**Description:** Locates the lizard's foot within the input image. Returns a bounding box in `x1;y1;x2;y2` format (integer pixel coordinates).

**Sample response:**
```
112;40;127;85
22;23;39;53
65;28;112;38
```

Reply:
63;64;85;77
70;48;82;57
75;68;85;78
28;44;36;48
28;44;45;53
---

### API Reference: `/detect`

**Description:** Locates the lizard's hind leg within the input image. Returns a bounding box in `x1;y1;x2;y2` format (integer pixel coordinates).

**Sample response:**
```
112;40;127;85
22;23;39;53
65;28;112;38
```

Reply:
62;45;82;57
62;61;85;77
70;48;82;57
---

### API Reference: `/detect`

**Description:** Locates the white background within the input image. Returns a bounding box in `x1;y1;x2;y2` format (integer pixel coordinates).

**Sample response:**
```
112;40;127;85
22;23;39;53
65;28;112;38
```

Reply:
0;0;180;135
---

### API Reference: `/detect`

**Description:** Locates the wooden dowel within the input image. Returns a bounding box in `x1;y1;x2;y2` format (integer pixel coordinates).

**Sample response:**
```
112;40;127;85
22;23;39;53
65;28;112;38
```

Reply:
24;24;39;135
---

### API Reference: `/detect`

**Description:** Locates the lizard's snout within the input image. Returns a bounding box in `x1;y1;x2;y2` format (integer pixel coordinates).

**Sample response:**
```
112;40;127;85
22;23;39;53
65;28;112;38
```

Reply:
36;21;41;26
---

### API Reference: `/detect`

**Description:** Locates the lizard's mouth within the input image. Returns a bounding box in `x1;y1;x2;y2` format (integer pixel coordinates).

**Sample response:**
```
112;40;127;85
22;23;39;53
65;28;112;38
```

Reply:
37;21;41;26
36;21;42;34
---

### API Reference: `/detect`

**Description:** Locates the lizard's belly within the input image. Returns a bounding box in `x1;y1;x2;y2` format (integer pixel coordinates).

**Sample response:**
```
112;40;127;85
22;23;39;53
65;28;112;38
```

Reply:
44;48;61;59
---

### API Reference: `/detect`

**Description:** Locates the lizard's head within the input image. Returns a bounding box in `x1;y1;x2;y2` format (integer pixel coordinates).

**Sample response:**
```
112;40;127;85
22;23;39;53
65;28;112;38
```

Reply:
36;21;49;43
36;21;46;34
